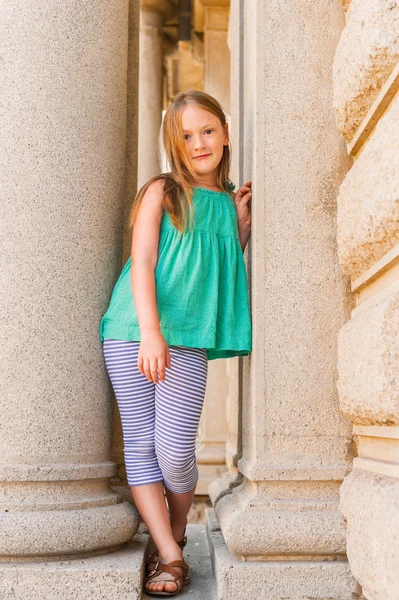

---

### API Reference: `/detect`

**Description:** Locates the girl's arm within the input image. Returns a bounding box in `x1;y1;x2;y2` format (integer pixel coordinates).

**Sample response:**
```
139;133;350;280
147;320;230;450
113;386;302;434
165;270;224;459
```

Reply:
130;179;164;334
237;222;251;253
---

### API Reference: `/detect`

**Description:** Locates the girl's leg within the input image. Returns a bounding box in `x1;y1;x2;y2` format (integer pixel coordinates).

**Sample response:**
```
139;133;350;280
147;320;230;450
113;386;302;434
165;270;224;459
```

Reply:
103;339;183;594
130;482;185;594
156;345;208;534
165;486;195;543
142;345;208;593
103;339;162;485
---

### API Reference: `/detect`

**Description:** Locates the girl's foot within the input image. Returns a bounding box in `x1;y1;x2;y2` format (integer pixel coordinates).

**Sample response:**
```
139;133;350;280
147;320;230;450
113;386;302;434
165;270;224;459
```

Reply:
146;527;187;575
144;551;189;595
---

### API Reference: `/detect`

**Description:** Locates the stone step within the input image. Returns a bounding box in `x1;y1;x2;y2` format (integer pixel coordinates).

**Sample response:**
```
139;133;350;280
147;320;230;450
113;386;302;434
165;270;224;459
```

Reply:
206;508;361;600
141;524;217;600
0;534;150;600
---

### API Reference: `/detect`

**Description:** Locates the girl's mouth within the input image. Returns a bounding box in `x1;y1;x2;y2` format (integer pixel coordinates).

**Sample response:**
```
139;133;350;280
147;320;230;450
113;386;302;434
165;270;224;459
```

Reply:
193;153;211;160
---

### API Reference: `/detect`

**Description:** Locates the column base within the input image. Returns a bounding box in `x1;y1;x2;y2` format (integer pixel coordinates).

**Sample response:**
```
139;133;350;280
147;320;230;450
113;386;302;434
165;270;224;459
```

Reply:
213;477;349;557
0;501;140;560
0;535;149;600
208;469;242;505
196;462;228;495
206;509;363;600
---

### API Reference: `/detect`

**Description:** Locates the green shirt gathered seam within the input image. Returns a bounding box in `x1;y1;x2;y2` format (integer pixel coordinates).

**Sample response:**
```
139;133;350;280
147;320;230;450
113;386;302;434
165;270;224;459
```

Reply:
161;227;239;240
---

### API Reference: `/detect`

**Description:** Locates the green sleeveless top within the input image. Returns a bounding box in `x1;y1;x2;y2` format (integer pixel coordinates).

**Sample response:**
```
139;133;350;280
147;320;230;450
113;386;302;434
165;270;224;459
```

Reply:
99;185;252;360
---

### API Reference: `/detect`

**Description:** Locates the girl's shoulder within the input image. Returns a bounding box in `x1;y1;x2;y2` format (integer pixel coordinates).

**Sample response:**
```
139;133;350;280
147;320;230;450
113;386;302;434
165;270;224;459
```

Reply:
139;178;165;218
145;177;167;195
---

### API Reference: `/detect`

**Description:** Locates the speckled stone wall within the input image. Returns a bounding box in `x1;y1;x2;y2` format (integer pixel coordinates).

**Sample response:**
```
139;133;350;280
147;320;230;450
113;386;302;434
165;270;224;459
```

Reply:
333;0;399;141
334;0;399;598
208;0;361;597
0;0;139;564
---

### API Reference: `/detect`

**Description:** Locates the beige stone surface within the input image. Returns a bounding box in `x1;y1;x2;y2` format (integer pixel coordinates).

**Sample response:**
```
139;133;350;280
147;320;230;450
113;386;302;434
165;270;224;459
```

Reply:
0;536;149;600
353;425;399;480
337;97;399;280
337;291;399;425
340;0;352;11
122;0;141;262
231;0;351;498
0;0;138;559
165;41;204;99
215;480;348;558
196;463;229;495
203;6;230;112
196;359;229;495
333;2;399;597
236;0;351;484
211;5;355;599
219;2;242;495
207;509;361;600
224;357;240;471
137;6;168;188
0;502;139;559
340;469;399;600
187;496;212;524
140;0;173;20
333;0;399;141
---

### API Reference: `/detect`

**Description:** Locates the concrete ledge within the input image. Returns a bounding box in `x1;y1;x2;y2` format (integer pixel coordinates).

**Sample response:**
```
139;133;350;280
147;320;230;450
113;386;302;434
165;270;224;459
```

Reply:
0;535;149;600
206;508;362;600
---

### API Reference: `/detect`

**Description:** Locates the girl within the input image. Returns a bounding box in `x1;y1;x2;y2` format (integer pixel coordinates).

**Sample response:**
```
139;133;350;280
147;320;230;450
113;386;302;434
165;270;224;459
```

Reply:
99;90;252;596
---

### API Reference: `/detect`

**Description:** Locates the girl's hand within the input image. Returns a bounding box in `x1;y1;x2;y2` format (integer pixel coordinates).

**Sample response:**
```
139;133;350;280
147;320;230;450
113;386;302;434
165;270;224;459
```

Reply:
234;180;252;229
137;329;171;384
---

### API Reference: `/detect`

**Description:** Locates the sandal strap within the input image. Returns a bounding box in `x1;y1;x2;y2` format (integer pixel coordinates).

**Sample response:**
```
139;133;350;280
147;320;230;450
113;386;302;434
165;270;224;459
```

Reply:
147;549;158;562
167;559;189;577
145;571;182;594
147;531;187;561
145;560;189;589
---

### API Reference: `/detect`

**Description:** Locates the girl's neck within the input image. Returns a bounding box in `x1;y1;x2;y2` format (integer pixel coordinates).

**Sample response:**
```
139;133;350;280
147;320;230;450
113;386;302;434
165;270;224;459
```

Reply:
192;180;224;193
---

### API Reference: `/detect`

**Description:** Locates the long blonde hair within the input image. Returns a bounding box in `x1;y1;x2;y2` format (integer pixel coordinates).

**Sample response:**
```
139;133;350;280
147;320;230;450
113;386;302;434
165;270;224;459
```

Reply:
129;90;233;233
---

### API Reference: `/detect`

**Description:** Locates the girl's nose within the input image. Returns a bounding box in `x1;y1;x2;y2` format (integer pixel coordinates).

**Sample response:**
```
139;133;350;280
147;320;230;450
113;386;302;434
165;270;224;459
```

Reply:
194;136;205;151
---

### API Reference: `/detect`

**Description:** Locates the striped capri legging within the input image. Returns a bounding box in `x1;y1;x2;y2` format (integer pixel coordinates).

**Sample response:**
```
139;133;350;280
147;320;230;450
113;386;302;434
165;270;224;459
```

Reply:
103;338;208;494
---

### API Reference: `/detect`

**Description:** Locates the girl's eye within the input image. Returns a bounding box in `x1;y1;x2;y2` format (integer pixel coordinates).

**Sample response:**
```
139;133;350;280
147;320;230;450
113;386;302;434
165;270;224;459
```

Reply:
183;129;213;140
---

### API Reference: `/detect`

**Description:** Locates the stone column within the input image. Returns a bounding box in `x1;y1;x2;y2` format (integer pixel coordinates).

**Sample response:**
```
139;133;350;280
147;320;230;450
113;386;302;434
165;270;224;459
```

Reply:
196;360;229;494
201;0;230;112
334;1;399;598
208;3;242;505
138;0;172;189
207;1;361;598
0;0;138;563
194;0;231;495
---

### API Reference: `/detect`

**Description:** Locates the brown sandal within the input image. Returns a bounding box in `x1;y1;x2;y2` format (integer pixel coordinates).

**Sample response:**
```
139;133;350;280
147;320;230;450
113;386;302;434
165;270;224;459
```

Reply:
144;559;190;597
146;533;187;575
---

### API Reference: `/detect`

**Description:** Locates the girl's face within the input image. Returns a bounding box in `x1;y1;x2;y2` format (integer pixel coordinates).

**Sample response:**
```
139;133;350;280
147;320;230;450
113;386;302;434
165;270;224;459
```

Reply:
181;105;228;183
